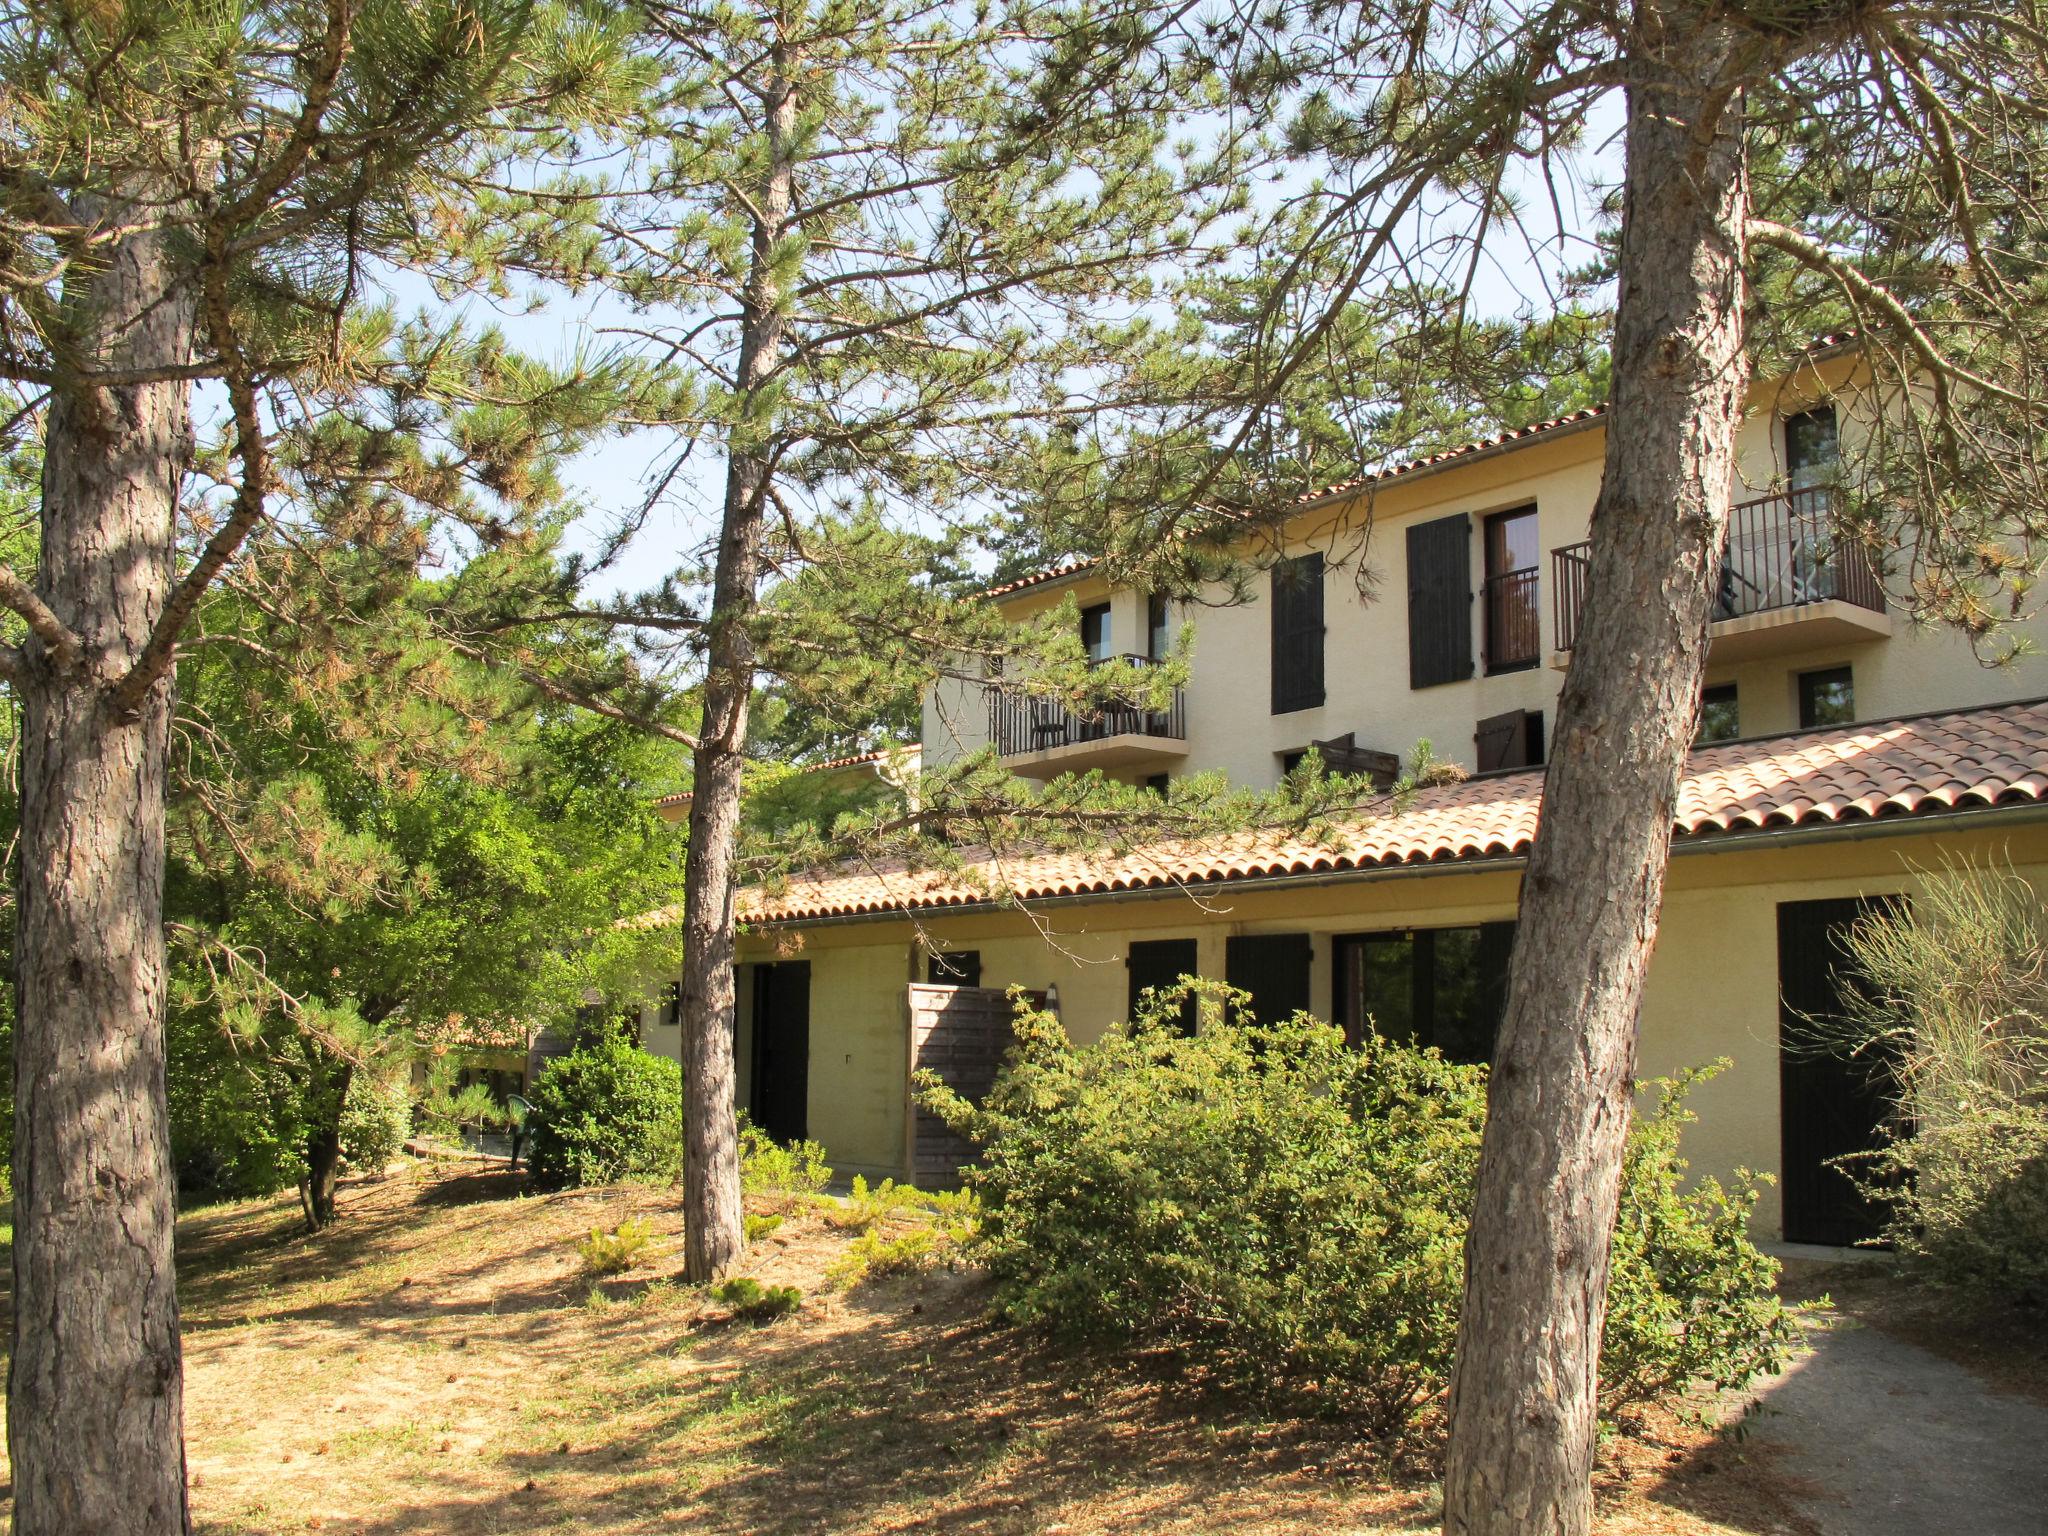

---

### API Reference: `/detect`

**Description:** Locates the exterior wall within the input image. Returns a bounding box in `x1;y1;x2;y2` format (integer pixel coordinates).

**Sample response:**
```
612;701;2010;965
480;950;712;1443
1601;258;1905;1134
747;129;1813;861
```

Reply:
928;362;2048;786
738;812;2048;1237
638;942;914;1183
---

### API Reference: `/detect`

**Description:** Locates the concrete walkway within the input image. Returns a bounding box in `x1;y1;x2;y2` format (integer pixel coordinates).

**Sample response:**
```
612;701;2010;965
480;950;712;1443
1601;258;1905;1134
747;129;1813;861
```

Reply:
1745;1307;2048;1535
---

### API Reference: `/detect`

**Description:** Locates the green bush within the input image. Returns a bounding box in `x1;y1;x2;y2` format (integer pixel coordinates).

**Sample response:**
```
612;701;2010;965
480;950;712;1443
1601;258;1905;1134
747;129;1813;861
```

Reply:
337;1069;413;1175
921;983;1790;1441
527;1038;683;1189
576;1217;657;1276
1836;862;2048;1301
739;1117;832;1198
711;1276;803;1321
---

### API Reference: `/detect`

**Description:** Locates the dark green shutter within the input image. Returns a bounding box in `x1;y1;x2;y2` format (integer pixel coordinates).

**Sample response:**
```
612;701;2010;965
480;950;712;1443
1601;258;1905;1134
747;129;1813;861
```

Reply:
1127;938;1200;1035
1271;554;1326;714
1225;933;1313;1027
1407;514;1473;689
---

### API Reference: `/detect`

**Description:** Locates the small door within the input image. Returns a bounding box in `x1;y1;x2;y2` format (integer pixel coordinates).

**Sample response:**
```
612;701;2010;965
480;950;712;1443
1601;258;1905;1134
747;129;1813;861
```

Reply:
1778;898;1897;1246
1127;938;1200;1034
750;961;811;1144
1225;933;1313;1028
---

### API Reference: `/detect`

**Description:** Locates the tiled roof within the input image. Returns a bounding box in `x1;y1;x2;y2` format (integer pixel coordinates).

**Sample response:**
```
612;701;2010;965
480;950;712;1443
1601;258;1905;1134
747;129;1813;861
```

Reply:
977;409;1609;602
733;699;2048;925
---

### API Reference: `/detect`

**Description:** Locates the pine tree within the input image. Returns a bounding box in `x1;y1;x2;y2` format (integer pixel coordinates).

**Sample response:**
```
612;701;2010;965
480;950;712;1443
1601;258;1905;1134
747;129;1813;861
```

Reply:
0;3;648;1525
584;0;1236;1280
1141;4;2048;1531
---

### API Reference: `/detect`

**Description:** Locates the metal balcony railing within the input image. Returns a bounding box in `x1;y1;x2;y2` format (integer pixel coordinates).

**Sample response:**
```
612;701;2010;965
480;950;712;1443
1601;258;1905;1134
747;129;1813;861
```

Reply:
1551;487;1884;652
987;654;1186;757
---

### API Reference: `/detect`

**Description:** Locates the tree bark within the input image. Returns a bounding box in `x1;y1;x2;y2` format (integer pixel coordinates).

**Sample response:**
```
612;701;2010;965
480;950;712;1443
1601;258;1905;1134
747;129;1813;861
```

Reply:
9;203;197;1534
1441;35;1750;1536
679;54;798;1285
303;1060;355;1231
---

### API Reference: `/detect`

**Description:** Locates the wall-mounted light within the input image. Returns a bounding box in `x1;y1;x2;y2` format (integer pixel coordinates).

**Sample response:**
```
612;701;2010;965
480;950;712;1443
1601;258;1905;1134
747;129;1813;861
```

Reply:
1044;983;1061;1013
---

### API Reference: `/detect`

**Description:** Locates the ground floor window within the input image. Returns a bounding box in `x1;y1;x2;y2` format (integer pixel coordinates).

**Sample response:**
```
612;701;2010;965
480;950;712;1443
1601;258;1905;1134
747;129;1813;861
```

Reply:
1332;922;1516;1064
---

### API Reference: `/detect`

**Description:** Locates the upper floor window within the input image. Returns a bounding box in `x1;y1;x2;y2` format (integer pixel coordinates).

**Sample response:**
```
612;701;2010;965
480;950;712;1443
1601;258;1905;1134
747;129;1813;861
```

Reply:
1482;505;1540;674
1271;553;1326;714
1799;665;1854;729
1080;602;1111;664
1146;593;1170;659
1785;407;1839;490
1698;682;1740;744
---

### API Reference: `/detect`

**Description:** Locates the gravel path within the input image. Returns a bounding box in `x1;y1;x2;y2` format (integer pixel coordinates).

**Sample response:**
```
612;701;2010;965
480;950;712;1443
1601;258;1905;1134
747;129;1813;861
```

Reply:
1745;1307;2048;1536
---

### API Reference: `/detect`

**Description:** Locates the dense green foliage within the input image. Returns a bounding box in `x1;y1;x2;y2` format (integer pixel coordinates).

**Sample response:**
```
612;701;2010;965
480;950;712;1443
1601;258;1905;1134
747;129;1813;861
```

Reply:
1837;865;2048;1302
527;1038;685;1189
337;1071;415;1177
923;987;1791;1440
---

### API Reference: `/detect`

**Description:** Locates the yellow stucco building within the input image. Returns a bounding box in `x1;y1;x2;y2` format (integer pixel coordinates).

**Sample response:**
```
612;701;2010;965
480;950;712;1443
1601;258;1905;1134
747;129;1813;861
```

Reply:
641;353;2048;1246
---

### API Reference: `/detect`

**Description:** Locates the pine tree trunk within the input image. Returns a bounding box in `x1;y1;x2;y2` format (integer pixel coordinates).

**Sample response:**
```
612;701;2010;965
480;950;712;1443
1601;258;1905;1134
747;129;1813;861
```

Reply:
1441;42;1749;1536
304;1061;354;1231
9;207;197;1534
679;57;798;1285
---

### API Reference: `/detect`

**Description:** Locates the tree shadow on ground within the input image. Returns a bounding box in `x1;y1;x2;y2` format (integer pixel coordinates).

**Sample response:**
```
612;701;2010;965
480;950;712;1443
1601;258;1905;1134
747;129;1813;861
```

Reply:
308;1270;1444;1536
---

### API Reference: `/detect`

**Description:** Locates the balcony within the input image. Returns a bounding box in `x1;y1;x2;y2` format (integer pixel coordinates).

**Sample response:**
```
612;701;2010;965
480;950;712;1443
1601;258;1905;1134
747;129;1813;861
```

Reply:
1550;487;1890;665
987;655;1188;779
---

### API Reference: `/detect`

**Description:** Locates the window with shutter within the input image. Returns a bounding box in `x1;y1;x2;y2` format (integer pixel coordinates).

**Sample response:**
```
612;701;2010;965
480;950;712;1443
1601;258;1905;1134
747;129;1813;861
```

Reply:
1270;554;1325;714
1474;708;1544;772
1128;938;1200;1035
1225;933;1314;1027
1407;514;1474;688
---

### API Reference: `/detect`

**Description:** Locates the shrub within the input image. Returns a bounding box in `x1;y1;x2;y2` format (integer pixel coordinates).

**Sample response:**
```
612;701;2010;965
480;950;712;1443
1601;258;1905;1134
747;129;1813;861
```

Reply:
825;1194;977;1290
527;1039;683;1189
817;1174;935;1232
711;1276;803;1321
1836;862;2048;1301
739;1118;832;1198
576;1217;656;1276
922;982;1790;1442
337;1070;413;1176
744;1212;784;1242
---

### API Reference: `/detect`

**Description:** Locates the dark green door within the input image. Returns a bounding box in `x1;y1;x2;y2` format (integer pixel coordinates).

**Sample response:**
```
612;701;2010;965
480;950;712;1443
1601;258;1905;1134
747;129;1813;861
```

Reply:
1778;898;1897;1246
750;961;811;1144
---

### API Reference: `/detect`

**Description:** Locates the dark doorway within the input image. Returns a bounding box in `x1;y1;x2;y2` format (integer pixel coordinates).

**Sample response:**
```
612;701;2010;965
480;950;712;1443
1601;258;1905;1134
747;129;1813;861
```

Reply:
1778;898;1897;1246
750;961;811;1144
1127;938;1200;1034
1225;933;1313;1027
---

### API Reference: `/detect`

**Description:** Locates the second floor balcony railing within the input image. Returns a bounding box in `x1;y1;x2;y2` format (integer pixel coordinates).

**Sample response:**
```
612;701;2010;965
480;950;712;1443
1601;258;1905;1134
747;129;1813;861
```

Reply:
1551;486;1885;653
987;654;1186;758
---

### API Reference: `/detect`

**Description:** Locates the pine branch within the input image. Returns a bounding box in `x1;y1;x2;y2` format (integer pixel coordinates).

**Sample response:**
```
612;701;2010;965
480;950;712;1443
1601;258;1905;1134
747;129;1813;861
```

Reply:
0;563;80;670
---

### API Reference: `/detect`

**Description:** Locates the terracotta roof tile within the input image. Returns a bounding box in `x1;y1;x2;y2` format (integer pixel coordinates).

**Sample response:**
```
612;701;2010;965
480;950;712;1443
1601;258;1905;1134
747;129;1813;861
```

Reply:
978;409;1611;602
731;699;2048;925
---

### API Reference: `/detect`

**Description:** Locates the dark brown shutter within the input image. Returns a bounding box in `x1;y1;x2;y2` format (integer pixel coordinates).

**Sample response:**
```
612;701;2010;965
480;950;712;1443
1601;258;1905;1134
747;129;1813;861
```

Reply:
1270;554;1326;714
1474;708;1544;772
1127;938;1200;1035
1225;933;1314;1027
1407;514;1474;688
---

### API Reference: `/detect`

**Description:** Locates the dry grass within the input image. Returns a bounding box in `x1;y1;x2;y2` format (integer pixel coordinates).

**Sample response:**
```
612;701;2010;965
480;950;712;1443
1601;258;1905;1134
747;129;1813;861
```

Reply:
3;1164;1815;1534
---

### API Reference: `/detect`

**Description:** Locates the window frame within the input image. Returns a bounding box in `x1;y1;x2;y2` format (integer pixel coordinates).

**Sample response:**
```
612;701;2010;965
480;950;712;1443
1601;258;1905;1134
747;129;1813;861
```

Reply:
1080;602;1112;664
1698;681;1740;744
1480;504;1541;675
1797;665;1855;729
1145;592;1170;660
